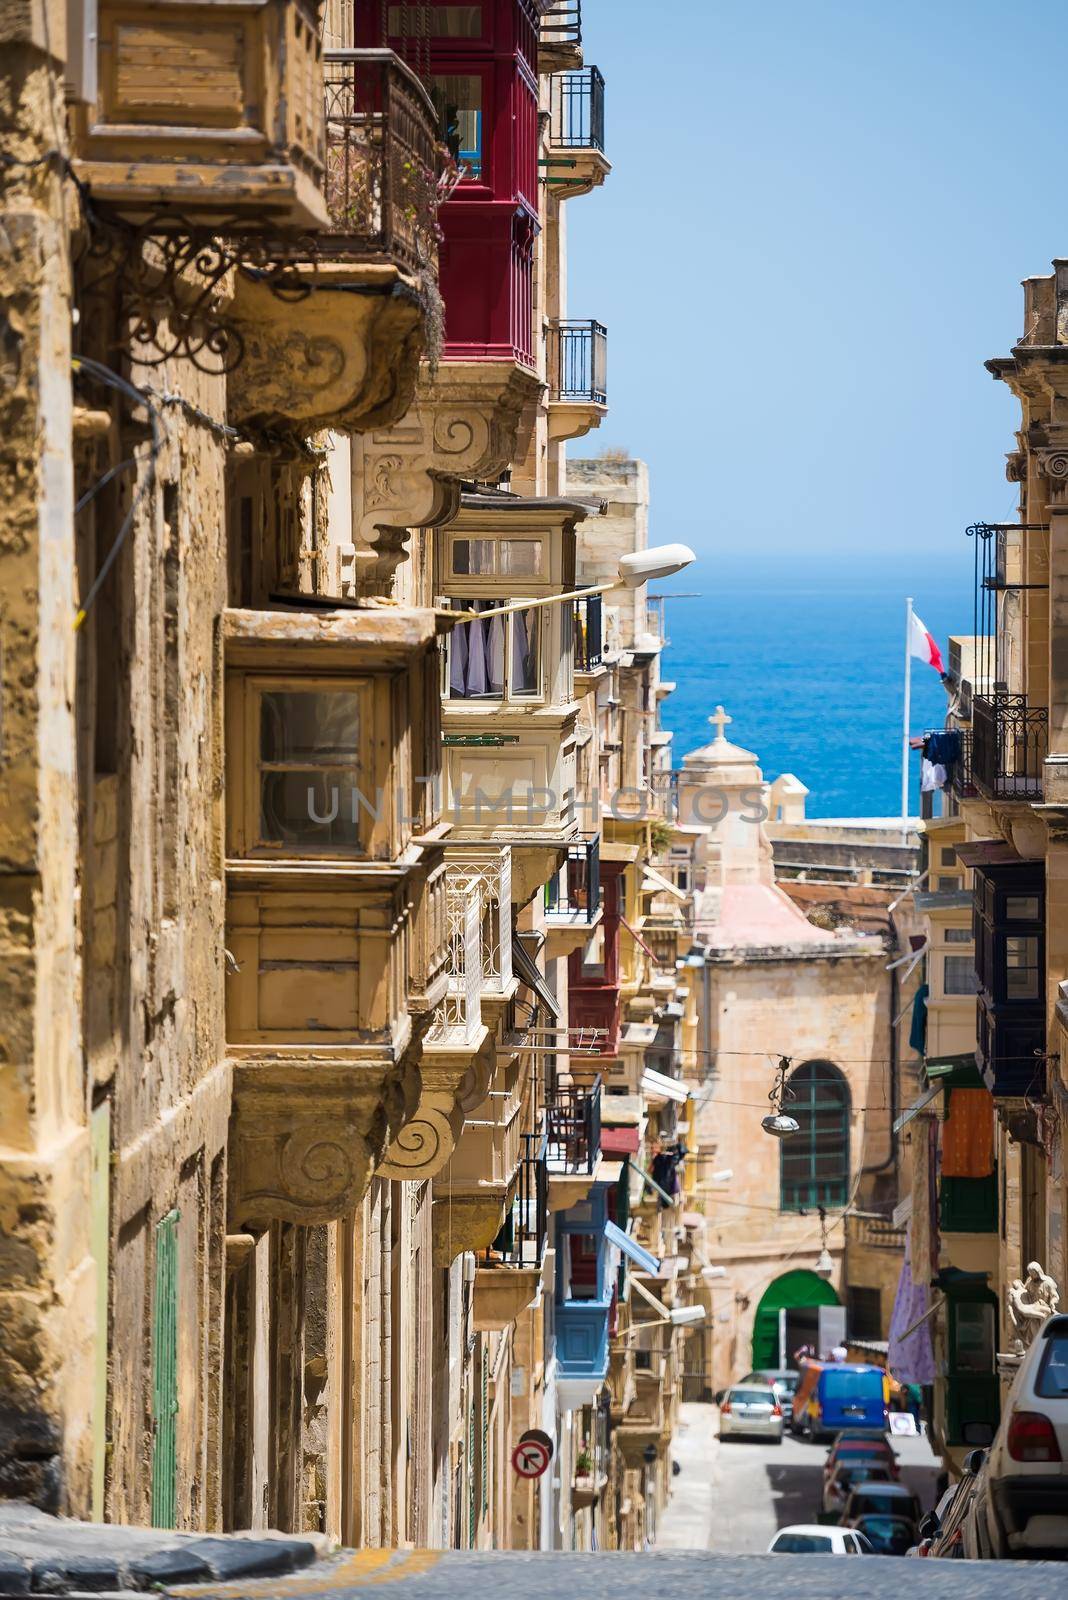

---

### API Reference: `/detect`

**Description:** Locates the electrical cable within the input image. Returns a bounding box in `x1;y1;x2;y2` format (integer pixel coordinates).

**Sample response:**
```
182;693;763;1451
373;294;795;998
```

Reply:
71;356;161;631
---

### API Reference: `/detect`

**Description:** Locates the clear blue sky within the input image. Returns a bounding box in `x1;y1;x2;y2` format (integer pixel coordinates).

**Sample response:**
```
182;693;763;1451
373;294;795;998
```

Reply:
566;0;1059;589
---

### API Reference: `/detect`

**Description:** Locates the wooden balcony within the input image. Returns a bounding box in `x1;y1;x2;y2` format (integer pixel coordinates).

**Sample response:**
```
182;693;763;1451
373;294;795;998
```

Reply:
74;0;328;228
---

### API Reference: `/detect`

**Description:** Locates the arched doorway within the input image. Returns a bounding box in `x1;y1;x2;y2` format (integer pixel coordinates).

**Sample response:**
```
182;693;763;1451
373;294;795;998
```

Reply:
752;1269;841;1370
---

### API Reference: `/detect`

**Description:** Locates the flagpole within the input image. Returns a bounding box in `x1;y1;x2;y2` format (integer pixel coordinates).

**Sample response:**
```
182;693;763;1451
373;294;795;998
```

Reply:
901;596;913;844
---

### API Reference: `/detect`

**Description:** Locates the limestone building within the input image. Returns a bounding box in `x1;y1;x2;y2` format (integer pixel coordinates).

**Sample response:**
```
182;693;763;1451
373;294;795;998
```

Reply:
676;712;913;1390
0;0;707;1554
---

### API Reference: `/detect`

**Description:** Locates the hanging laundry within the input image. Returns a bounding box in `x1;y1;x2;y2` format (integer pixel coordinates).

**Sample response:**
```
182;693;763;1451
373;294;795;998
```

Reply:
926;730;962;768
941;1086;995;1179
910;1114;937;1290
888;1225;937;1386
909;982;928;1056
921;758;947;792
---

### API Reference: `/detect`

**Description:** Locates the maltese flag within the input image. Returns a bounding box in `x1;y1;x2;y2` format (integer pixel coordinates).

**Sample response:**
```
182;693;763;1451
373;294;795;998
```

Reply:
909;609;945;674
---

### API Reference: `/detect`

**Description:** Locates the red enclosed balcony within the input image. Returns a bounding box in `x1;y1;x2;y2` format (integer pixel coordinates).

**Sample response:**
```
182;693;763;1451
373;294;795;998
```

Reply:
567;861;622;1056
361;0;541;365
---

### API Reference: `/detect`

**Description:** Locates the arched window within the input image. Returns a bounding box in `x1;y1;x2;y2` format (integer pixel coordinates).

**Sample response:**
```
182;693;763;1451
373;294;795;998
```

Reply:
780;1060;850;1210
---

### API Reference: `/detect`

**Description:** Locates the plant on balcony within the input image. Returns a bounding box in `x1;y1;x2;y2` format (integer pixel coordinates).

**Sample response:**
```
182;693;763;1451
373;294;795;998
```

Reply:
574;1442;593;1476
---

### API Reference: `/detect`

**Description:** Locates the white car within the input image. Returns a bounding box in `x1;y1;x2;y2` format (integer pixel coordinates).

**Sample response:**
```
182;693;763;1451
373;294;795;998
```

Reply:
964;1312;1068;1559
718;1383;784;1443
768;1524;872;1555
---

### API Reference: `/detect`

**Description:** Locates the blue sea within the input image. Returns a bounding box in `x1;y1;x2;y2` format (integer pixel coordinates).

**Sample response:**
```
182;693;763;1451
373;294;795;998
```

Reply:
656;556;974;818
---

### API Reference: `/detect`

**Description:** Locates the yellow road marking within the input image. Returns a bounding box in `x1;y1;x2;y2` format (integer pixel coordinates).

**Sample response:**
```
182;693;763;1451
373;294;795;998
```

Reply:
169;1547;442;1600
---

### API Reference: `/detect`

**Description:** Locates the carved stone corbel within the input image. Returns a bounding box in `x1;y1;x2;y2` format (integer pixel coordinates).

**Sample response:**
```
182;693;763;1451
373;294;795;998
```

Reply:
345;362;544;594
431;1186;511;1266
376;1051;470;1181
227;266;424;436
228;1048;412;1227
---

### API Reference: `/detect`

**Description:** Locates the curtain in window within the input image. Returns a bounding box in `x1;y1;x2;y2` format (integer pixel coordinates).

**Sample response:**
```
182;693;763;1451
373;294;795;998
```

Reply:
449;600;505;697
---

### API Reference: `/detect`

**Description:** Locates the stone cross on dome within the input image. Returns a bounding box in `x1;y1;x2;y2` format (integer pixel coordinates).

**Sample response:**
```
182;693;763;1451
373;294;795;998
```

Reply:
709;705;732;742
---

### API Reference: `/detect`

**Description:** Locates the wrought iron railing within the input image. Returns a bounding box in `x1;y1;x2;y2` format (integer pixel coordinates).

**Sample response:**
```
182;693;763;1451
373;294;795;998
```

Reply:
545;836;600;922
971;692;1048;801
547;318;607;405
323;48;440;274
545;1077;602;1175
574;589;603;671
492;1133;548;1267
548;67;605;152
540;1;581;48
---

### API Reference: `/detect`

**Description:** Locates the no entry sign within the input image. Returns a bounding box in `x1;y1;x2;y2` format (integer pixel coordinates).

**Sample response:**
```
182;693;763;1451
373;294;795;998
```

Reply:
511;1436;551;1480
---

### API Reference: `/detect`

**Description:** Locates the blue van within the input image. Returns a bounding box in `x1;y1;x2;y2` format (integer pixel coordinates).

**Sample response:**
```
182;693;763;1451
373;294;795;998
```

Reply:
814;1364;888;1437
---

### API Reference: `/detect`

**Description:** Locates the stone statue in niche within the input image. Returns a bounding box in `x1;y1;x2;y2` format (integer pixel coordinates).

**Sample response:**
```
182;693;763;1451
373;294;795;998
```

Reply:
1007;1260;1060;1354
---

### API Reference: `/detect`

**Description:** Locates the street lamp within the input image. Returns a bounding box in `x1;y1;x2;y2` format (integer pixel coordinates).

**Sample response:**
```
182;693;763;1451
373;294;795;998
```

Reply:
444;543;698;623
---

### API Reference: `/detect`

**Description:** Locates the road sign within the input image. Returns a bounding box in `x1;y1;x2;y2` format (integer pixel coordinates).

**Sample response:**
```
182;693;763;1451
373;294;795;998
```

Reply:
511;1436;551;1480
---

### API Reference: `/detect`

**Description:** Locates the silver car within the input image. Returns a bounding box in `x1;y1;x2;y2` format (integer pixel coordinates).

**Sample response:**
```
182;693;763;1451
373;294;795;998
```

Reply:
719;1382;784;1443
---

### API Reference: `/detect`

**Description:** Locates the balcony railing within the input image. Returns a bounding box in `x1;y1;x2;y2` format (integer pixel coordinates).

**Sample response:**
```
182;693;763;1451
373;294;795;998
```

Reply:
574;590;603;671
323;48;440;274
545;836;600;923
541;1;582;48
491;1133;548;1268
545;1076;602;1175
549;67;605;152
971;693;1048;802
547;319;607;406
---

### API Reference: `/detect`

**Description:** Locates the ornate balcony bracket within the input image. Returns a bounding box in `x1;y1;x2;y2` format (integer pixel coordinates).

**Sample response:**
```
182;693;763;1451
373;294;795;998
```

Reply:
227;264;425;435
228;1048;413;1228
431;1186;511;1266
344;363;544;594
1036;445;1068;506
377;1051;472;1181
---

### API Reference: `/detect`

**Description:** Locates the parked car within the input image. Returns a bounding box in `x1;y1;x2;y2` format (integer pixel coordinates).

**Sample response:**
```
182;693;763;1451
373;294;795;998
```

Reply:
823;1459;895;1516
924;1450;986;1558
908;1485;957;1557
718;1382;785;1443
963;1313;1068;1559
823;1435;898;1483
743;1367;801;1407
793;1361;889;1440
842;1479;922;1529
768;1524;872;1554
851;1514;916;1555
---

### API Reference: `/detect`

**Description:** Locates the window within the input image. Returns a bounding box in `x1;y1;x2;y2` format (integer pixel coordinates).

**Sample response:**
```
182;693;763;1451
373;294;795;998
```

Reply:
580;925;605;979
1005;935;1040;999
936;875;959;892
780;1060;850;1209
389;4;482;33
445;599;540;700
945;927;971;944
1005;894;1040;921
943;954;978;996
430;74;483;177
940;846;958;866
847;1285;882;1339
258;686;366;849
451;537;542;576
954;1300;995;1374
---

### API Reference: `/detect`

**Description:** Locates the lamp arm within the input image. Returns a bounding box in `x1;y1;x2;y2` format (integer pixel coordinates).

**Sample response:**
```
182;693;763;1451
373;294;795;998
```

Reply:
439;581;616;624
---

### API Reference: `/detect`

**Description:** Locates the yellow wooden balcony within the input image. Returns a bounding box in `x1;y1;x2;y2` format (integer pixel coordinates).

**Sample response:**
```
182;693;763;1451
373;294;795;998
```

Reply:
74;0;327;228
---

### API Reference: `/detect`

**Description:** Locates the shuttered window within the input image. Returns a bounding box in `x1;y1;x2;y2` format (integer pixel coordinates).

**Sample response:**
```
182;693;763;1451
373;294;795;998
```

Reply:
780;1062;850;1210
151;1210;180;1528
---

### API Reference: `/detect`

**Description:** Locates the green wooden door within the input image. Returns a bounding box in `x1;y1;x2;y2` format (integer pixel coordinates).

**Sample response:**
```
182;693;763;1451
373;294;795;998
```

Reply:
151;1209;180;1528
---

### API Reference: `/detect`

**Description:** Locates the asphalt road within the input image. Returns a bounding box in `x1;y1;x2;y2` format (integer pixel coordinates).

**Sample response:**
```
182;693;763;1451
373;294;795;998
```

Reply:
166;1546;1068;1599
656;1405;943;1555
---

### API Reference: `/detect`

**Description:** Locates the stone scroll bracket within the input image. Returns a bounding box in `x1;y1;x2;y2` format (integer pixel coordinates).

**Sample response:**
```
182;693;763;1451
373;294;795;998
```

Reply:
227;1053;415;1229
344;364;544;596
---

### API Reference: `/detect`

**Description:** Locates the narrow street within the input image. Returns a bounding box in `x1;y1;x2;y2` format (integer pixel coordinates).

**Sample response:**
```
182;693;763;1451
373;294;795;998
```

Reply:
658;1403;942;1554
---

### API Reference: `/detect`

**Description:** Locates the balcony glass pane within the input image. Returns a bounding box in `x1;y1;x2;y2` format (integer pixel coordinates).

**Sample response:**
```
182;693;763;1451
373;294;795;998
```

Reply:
447;600;506;698
945;927;971;944
430;75;482;177
1004;935;1040;999
499;539;541;575
955;1302;995;1373
452;538;495;575
389;4;482;34
260;771;361;847
1005;895;1040;920
260;689;361;763
510;606;539;695
943;954;978;996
